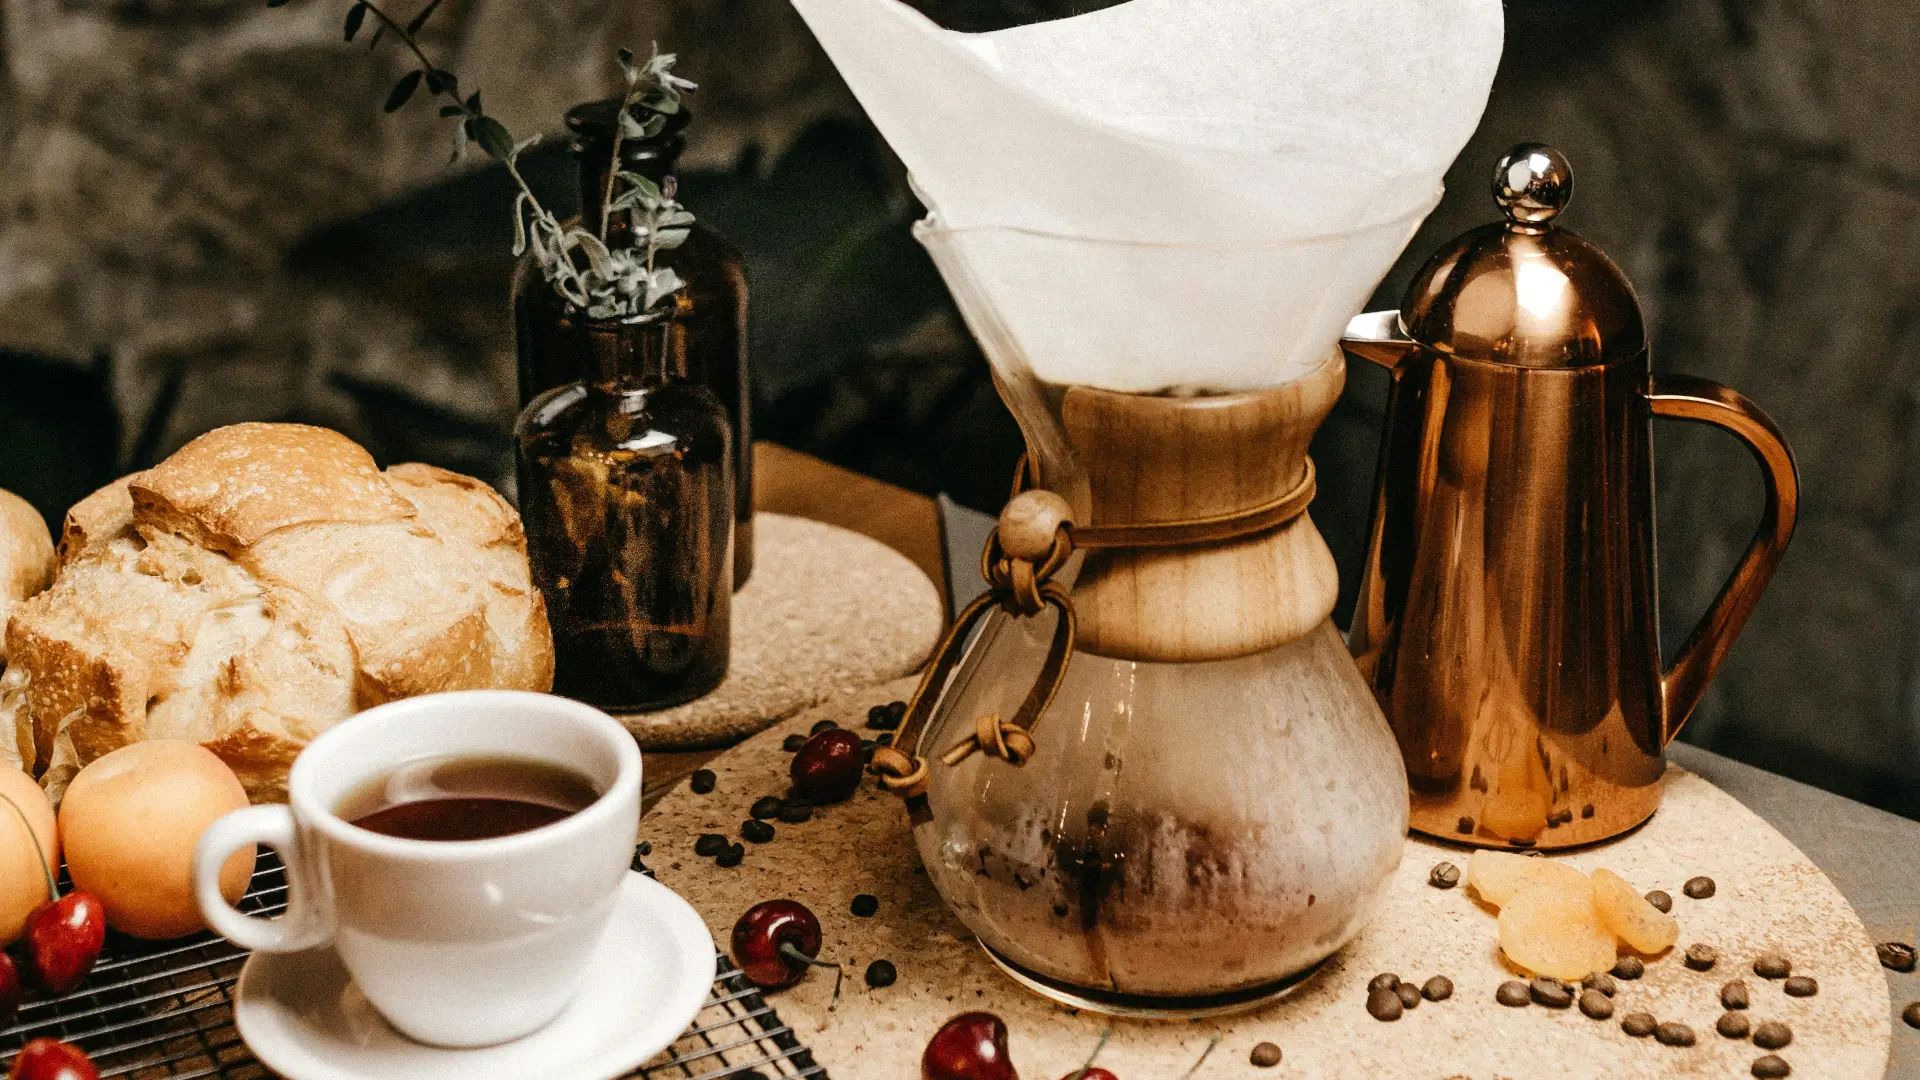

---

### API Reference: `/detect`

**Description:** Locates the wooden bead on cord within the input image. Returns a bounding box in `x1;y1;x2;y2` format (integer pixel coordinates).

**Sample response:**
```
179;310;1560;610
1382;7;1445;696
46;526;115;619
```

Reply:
998;490;1074;559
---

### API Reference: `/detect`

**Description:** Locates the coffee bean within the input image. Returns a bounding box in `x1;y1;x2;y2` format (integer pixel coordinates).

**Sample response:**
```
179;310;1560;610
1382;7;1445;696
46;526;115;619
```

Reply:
1366;987;1404;1021
1578;989;1614;1019
864;959;897;988
874;732;893;746
1685;943;1719;971
1721;979;1750;1010
1366;973;1401;994
1753;953;1791;979
1655;1022;1697;1047
1396;982;1421;1010
851;893;879;917
1753;1021;1792;1050
1530;977;1573;1008
1902;1001;1920;1029
635;840;651;856
1782;976;1817;998
866;704;902;730
1684;875;1717;899
1457;816;1475;834
1644;889;1673;913
690;769;716;794
1621;1012;1657;1037
783;734;807;752
1496;981;1531;1007
750;796;785;820
715;843;744;868
1751;1055;1791;1079
1421;975;1453;1002
1581;972;1617;997
1718;1011;1752;1039
740;819;776;843
1877;942;1917;972
885;700;908;724
1249;1042;1283;1068
694;833;728;857
1429;861;1460;889
778;800;813;823
1611;955;1645;980
811;719;839;734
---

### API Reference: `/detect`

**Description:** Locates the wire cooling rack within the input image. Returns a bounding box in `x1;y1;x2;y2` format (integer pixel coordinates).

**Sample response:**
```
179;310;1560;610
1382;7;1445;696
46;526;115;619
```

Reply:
0;849;824;1080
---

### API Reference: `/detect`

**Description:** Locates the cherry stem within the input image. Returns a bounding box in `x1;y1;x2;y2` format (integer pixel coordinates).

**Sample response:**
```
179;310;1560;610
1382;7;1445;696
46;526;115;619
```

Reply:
1174;1035;1220;1080
778;942;842;1010
1063;1027;1112;1080
0;791;57;903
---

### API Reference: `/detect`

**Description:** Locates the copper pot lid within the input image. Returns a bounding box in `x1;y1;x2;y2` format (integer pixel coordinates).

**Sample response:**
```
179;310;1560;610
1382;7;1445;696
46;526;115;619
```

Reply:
1399;144;1646;369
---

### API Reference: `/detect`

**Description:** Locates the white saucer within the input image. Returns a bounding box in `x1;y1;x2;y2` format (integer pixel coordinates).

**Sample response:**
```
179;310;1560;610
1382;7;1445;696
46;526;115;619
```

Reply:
234;873;716;1080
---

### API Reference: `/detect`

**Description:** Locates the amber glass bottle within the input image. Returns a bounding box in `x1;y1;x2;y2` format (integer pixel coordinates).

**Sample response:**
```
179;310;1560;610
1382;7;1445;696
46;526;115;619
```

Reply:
515;304;733;711
513;99;753;588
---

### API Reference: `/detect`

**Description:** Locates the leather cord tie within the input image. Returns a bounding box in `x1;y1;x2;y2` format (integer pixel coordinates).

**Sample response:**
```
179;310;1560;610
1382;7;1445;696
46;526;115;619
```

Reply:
869;455;1318;813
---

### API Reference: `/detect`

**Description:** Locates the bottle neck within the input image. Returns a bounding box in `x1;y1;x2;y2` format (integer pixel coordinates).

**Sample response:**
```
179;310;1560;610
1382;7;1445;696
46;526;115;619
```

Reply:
576;140;680;242
578;314;685;393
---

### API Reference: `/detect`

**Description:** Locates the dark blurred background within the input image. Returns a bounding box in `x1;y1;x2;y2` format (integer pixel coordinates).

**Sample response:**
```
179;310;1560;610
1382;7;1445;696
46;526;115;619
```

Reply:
2;0;1916;816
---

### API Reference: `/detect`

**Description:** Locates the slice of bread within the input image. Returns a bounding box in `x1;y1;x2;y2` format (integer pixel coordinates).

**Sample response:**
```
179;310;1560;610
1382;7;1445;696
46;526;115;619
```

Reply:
58;476;135;567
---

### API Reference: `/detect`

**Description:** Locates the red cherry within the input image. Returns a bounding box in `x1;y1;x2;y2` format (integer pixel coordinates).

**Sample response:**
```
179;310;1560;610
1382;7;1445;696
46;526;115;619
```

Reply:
923;1012;1018;1080
1059;1071;1116;1080
7;1038;99;1080
731;900;830;990
0;951;19;1023
25;893;106;995
790;729;863;804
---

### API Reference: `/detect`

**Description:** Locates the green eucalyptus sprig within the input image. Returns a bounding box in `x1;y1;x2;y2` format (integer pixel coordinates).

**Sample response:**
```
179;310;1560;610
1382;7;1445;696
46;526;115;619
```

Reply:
272;0;696;318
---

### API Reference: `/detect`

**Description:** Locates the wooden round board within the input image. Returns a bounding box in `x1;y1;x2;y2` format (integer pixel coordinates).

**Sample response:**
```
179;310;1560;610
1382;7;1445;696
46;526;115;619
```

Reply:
647;676;1895;1079
616;514;943;749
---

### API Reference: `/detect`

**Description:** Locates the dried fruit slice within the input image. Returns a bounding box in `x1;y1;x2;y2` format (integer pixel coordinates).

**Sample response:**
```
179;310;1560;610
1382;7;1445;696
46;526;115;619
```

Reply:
1468;850;1589;908
1590;867;1679;954
1498;884;1618;980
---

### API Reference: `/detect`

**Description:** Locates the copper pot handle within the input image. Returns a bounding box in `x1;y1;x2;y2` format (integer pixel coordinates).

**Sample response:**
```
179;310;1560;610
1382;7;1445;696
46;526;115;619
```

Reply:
1646;374;1800;743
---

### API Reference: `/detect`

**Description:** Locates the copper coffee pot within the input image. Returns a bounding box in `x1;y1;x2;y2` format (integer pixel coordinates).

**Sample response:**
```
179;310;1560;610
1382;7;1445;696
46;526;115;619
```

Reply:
1340;144;1799;849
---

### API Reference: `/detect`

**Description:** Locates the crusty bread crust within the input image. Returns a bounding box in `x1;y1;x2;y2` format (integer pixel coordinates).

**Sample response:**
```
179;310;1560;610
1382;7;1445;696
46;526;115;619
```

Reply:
3;424;554;802
129;423;418;553
0;489;56;667
58;476;135;567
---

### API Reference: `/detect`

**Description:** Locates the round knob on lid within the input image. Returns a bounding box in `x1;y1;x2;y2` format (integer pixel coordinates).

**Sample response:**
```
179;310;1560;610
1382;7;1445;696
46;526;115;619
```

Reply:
1493;143;1573;226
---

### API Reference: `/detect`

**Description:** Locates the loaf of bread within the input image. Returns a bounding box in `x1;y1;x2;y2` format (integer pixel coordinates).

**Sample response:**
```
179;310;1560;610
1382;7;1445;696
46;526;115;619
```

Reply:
0;490;55;666
0;424;554;802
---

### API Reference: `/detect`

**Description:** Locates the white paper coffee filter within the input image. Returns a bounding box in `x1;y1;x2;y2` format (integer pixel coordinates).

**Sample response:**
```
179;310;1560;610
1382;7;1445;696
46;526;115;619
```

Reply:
793;0;1502;391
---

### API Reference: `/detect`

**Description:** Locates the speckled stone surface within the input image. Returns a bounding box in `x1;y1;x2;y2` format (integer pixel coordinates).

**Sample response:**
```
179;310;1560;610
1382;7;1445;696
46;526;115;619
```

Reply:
615;514;942;749
647;677;1892;1079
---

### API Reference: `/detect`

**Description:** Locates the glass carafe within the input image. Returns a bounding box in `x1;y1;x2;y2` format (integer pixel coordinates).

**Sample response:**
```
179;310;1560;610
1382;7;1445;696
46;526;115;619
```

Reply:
903;221;1417;1013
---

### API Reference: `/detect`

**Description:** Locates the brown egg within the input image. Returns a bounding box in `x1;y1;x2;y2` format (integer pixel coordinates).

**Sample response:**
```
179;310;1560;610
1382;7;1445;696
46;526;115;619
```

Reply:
0;766;60;943
60;741;253;940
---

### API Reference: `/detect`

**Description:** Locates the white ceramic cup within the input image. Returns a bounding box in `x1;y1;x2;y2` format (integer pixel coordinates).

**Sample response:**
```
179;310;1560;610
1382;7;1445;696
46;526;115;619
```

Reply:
193;690;643;1049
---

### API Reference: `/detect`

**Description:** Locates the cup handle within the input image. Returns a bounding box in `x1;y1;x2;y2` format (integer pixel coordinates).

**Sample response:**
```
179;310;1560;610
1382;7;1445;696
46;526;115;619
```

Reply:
194;805;332;953
1647;374;1800;743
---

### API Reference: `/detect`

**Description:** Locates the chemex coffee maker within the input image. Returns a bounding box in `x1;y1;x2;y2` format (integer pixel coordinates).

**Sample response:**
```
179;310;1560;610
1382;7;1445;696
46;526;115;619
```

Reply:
1342;144;1798;850
870;143;1797;1016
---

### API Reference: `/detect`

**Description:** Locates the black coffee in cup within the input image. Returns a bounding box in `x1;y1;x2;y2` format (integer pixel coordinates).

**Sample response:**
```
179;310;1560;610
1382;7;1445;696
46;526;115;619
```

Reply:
339;755;601;842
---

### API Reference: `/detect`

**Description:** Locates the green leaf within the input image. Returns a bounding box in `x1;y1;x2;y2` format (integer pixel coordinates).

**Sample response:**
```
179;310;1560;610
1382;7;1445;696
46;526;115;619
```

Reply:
368;22;385;48
425;68;455;94
343;3;367;41
405;0;443;35
654;227;690;250
265;0;292;7
383;70;422;112
466;90;482;113
473;116;514;161
640;113;667;137
616;47;637;85
438;104;464;117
